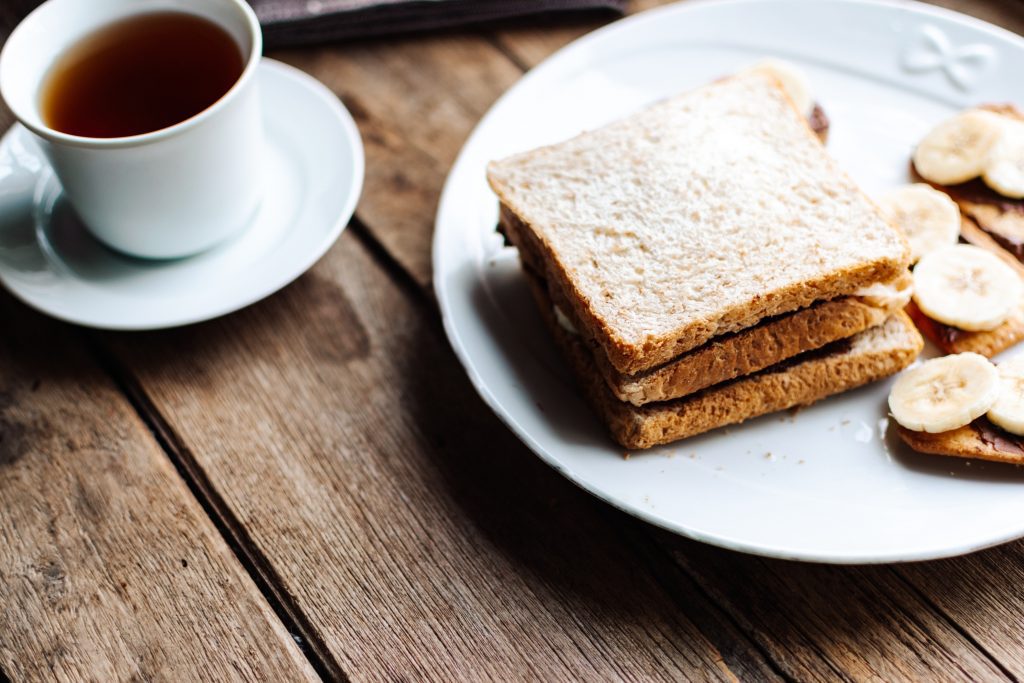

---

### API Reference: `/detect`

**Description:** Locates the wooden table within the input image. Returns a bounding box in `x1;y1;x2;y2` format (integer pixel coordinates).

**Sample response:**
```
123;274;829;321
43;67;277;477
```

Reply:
2;1;1023;680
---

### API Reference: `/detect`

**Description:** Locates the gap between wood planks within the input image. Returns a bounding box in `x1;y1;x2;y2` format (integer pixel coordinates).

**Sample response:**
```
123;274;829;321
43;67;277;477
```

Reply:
344;219;795;682
81;332;346;683
71;208;786;681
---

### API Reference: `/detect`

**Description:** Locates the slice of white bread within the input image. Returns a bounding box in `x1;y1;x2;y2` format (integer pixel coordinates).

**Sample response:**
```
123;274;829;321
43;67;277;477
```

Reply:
527;272;922;449
488;71;910;376
897;419;1024;465
504;206;911;405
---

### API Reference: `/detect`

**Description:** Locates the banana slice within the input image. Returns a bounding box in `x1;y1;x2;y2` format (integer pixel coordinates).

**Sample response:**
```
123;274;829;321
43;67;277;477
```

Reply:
912;244;1022;331
745;58;814;118
876;184;960;263
983;119;1024;199
987;356;1024;436
913;109;1005;185
889;353;1000;433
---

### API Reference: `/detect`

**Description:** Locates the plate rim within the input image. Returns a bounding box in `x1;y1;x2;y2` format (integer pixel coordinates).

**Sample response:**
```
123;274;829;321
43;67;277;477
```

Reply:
432;0;1024;564
0;57;365;331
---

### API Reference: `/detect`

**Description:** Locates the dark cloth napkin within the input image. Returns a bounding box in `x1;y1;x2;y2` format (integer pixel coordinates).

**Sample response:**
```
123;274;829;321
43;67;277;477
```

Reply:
2;0;625;48
252;0;626;47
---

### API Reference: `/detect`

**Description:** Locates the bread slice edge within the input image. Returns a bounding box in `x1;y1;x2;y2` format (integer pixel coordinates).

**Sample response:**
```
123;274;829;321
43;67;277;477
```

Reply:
526;272;923;449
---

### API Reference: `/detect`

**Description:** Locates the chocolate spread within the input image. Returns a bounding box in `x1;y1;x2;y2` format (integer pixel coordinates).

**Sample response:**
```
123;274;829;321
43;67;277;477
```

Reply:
905;300;967;351
973;417;1024;455
951;177;1024;217
808;103;829;138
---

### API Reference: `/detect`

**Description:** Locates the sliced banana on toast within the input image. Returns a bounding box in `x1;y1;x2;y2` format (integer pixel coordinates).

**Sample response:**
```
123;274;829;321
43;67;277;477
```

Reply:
987;356;1024;436
912;244;1022;332
891;352;1024;462
876;184;960;263
982;119;1024;199
889;353;1000;433
913;109;1005;186
915;107;1024;198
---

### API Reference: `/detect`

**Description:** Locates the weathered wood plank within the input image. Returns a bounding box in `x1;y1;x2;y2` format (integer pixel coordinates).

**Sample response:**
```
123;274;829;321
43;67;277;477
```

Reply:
657;534;1008;682
898;544;1024;677
0;301;317;681
98;230;785;681
269;35;523;290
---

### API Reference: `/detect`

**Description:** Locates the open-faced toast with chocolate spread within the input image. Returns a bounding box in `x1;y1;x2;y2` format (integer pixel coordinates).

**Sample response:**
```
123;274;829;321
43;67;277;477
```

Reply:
913;104;1024;261
890;353;1024;465
888;105;1024;357
875;186;1024;357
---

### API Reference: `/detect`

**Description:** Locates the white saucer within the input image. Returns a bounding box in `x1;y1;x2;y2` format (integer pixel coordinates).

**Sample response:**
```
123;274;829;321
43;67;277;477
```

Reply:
0;58;363;330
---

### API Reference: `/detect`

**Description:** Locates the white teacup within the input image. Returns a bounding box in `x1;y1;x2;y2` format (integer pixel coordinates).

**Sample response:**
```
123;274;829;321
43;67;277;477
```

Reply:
0;0;263;259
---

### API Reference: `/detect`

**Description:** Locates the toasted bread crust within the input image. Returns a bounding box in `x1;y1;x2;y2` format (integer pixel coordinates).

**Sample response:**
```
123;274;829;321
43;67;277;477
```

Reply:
897;421;1024;465
508;206;911;404
489;73;910;375
527;272;922;449
959;215;1024;278
906;299;1024;359
606;291;905;405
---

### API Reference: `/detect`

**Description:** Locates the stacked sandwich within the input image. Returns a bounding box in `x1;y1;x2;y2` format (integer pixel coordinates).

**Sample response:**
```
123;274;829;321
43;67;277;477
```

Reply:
488;70;922;449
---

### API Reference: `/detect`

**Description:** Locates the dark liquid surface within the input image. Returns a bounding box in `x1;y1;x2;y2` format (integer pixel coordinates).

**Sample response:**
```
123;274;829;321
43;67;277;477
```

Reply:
41;12;244;138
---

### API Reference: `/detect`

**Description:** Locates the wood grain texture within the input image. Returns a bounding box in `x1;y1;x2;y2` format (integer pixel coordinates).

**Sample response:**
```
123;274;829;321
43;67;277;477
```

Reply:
0;300;316;681
268;37;523;289
658;535;1008;682
898;543;1024;677
99;231;787;681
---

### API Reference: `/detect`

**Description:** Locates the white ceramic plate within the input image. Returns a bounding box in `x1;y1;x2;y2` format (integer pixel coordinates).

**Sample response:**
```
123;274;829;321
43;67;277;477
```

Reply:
433;0;1024;563
0;58;363;330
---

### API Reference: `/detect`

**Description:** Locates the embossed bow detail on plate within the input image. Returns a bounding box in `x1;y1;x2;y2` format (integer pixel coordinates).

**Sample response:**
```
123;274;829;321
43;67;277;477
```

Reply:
902;24;997;91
